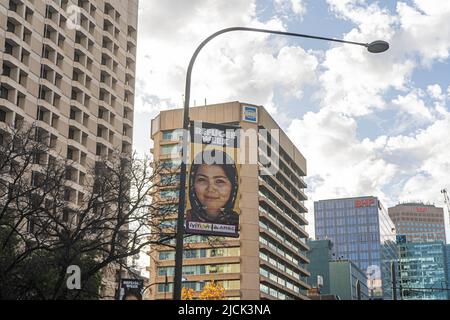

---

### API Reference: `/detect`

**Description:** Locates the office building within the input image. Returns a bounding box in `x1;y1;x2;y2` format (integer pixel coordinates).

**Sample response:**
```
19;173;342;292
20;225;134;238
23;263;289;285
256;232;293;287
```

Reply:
314;196;397;299
397;241;448;300
307;239;369;300
446;244;450;299
329;260;369;300
388;203;446;243
1;0;138;297
149;101;310;299
307;239;332;295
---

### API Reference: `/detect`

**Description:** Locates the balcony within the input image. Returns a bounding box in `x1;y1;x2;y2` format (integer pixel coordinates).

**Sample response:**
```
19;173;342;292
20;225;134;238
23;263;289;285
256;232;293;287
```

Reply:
259;207;309;243
122;117;133;127
259;180;308;222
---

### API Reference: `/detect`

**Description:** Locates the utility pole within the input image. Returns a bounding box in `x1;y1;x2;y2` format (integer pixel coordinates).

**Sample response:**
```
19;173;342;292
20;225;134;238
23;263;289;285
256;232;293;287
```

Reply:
391;261;397;300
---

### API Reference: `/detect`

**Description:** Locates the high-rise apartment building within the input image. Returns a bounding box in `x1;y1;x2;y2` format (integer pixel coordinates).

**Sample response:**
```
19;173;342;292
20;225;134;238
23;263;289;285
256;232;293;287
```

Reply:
388;203;446;243
1;0;138;296
1;0;137;161
314;196;397;299
149;101;311;300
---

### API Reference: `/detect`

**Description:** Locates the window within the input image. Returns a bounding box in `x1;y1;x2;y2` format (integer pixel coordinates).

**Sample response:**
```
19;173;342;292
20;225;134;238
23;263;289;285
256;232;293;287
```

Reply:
161;144;180;156
0;110;6;122
2;64;11;77
9;0;18;12
0;86;8;99
5;42;13;55
7;20;15;33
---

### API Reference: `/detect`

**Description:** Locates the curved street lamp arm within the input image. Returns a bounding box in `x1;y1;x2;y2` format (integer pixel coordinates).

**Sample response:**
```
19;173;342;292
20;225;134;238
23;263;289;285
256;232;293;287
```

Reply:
183;27;370;114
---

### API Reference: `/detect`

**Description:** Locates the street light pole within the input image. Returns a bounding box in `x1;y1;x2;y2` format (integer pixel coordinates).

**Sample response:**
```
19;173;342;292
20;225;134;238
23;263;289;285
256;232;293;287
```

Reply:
172;27;389;300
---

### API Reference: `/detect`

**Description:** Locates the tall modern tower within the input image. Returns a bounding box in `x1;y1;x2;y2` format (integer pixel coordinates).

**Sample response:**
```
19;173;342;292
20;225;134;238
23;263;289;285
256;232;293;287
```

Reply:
149;102;311;300
1;0;138;297
314;196;397;299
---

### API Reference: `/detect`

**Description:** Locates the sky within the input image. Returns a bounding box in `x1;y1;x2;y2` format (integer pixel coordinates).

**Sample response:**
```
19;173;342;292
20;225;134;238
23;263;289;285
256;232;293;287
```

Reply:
133;0;450;239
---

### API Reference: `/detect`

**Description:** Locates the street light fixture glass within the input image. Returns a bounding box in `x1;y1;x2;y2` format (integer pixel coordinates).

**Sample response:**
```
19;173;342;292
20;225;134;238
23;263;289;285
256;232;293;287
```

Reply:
367;40;390;53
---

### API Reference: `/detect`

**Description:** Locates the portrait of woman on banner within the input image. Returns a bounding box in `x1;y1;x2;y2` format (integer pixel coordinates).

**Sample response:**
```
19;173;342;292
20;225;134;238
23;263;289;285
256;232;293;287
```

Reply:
186;149;239;229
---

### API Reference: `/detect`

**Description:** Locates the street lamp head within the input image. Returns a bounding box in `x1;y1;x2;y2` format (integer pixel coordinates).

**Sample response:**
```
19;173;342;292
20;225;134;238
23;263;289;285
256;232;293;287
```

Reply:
367;40;389;53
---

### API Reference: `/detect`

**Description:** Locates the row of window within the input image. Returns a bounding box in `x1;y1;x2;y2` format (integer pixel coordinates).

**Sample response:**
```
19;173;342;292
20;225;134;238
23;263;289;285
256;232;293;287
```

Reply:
161;235;228;246
260;175;303;213
160;144;181;157
258;150;305;192
160;173;180;186
260;205;305;243
259;283;297;300
315;232;380;243
316;225;379;234
259;267;302;296
316;215;379;225
396;222;444;228
157;280;240;293
160;189;179;200
259;250;305;282
157;263;240;276
259;236;306;275
259;219;307;257
162;130;184;141
260;191;305;227
259;188;305;231
159;247;240;261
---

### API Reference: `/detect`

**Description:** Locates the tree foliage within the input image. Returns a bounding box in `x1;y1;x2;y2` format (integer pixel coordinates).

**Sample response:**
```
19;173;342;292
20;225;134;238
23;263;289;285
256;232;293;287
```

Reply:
0;123;178;299
199;281;226;300
181;287;194;300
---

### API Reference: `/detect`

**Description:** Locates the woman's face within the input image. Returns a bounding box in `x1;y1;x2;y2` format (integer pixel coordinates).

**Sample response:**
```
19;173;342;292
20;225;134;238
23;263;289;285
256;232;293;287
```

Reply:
194;164;232;217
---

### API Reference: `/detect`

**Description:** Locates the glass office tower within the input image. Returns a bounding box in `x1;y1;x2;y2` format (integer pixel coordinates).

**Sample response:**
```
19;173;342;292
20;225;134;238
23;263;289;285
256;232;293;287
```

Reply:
397;241;448;300
314;196;397;299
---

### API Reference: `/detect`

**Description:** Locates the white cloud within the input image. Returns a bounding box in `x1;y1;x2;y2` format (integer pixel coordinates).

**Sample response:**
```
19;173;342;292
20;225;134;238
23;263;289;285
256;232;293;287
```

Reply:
386;112;450;206
289;105;450;237
287;107;397;199
287;107;398;235
135;0;322;123
318;1;419;117
427;84;445;101
274;0;307;17
396;0;450;65
392;90;434;122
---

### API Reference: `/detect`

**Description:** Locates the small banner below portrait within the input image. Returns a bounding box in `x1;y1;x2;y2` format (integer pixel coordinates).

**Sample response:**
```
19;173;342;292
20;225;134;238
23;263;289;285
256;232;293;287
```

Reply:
120;278;144;300
185;121;240;238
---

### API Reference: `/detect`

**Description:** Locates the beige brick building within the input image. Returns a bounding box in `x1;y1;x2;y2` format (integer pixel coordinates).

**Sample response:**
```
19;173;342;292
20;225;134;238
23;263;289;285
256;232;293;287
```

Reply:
388;203;446;243
149;102;311;300
1;0;138;297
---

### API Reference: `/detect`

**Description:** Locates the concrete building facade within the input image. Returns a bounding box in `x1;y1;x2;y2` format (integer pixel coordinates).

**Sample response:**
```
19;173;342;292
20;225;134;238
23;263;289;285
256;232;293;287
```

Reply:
388;203;446;243
149;101;310;300
0;0;138;297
